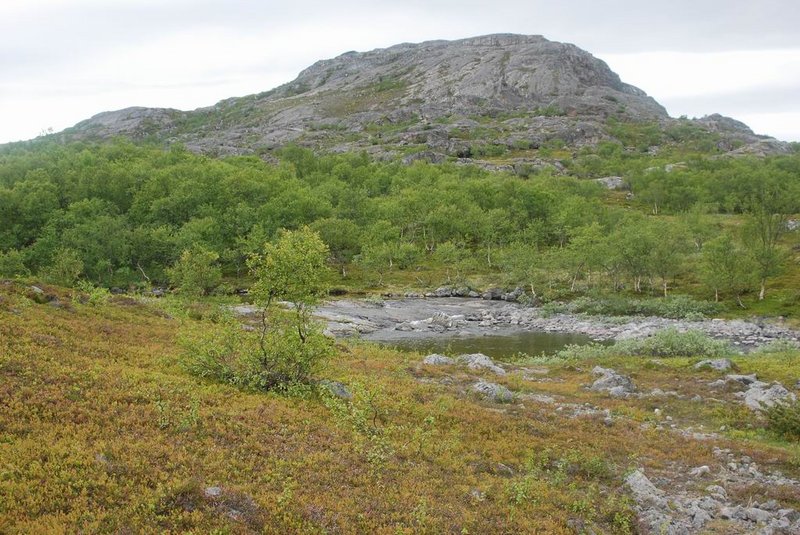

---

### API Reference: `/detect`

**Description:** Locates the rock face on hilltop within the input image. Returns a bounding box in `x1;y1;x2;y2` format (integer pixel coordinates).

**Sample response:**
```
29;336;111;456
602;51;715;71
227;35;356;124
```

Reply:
63;34;786;163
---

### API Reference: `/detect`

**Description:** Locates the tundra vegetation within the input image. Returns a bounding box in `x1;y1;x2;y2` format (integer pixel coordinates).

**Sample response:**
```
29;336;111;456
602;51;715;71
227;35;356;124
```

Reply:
1;122;800;532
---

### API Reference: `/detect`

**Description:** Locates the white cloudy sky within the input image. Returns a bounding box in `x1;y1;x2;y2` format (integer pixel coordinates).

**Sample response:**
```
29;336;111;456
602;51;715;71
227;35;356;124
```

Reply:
2;0;799;143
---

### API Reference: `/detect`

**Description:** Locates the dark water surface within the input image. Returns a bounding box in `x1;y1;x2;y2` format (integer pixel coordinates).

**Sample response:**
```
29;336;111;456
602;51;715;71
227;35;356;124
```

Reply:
386;331;601;360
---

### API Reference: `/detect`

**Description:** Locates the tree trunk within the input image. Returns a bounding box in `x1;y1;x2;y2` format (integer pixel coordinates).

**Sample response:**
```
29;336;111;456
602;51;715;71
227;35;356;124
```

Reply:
663;280;668;298
714;289;719;302
759;279;766;301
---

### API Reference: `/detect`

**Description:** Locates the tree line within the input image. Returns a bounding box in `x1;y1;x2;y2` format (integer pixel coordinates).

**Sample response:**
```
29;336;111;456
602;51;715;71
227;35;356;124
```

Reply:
0;138;797;305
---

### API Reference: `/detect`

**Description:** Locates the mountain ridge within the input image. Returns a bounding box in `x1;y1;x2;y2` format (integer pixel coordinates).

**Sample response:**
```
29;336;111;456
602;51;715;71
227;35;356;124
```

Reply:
49;34;791;164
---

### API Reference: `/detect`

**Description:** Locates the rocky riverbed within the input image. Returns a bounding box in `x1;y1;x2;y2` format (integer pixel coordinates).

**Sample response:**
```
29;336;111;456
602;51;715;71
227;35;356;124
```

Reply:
312;297;800;349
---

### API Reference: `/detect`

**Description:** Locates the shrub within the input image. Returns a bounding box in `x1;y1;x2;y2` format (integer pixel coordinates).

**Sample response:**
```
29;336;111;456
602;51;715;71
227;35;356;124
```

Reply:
167;247;222;296
615;328;730;358
763;399;800;441
182;228;334;391
551;343;611;361
41;248;83;286
75;280;111;305
180;312;333;390
566;294;719;320
0;249;29;278
751;339;800;355
550;329;730;360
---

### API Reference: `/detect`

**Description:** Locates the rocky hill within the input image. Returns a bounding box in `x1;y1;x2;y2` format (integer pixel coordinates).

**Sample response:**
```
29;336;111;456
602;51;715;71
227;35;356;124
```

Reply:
62;34;787;165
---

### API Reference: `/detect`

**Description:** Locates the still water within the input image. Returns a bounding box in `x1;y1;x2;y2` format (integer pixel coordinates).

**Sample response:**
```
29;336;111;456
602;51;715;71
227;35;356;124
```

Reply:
386;331;602;360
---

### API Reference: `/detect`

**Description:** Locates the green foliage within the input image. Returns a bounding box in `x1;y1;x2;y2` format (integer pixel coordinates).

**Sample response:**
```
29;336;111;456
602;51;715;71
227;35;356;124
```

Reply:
551;343;611;361
247;227;329;308
700;234;756;304
0;138;797;313
614;328;730;358
565;294;720;319
180;311;333;391
0;249;29;277
763;399;800;441
751;339;800;354
41;248;83;286
75;280;111;305
552;328;730;360
167;247;222;296
182;227;334;391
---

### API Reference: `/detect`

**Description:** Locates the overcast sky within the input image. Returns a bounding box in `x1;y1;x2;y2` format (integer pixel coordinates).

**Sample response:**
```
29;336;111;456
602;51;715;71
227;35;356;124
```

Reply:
2;0;799;143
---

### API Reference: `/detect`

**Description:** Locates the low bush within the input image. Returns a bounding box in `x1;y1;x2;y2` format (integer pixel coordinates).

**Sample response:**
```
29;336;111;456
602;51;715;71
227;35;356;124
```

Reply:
751;339;800;355
179;311;334;391
566;294;719;319
763;399;800;441
615;328;730;358
550;328;730;360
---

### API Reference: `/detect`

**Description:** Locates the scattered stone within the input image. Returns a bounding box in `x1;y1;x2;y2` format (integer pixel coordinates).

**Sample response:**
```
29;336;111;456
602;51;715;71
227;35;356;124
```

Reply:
590;366;635;395
231;304;259;316
608;386;630;398
742;382;796;411
521;393;556;404
726;374;760;386
482;288;503;300
469;488;486;502
318;380;352;400
495;463;515;477
501;287;524;302
595;175;624;189
689;466;711;478
204;486;223;498
471;380;514;403
422;354;454;366
694;358;734;371
742;507;773;523
705;485;727;501
625;470;666;508
457;353;506;375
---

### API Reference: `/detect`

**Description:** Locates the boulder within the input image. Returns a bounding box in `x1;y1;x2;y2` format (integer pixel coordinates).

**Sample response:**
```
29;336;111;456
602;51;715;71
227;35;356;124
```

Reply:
204;486;223;498
625;470;666;508
431;286;453;297
694;358;734;371
590;366;635;394
471;380;514;403
725;374;760;386
482;287;503;300
595;176;624;189
743;382;796;411
457;353;506;375
319;380;353;400
501;286;524;302
423;354;454;366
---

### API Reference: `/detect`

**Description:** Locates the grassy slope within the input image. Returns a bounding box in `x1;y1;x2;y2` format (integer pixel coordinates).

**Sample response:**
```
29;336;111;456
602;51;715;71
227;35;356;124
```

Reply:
1;281;799;533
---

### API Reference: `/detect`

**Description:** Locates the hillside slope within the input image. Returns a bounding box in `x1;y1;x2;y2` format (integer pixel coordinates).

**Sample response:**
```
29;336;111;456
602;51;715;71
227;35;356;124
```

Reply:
1;282;799;533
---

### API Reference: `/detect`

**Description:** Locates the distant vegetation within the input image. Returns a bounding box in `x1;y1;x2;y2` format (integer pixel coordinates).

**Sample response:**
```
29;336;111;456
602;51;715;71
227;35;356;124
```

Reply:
0;133;798;315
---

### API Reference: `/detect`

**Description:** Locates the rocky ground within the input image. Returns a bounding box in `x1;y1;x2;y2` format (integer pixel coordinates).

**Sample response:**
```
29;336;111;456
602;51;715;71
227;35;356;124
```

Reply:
309;297;800;350
414;351;800;534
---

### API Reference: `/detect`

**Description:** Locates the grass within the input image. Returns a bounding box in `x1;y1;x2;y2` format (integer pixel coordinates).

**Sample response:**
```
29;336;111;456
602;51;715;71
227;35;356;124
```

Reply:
1;280;800;532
